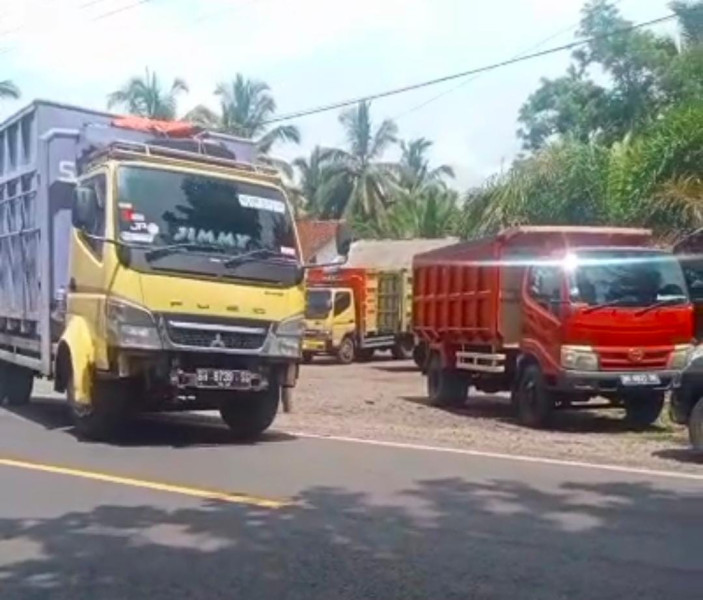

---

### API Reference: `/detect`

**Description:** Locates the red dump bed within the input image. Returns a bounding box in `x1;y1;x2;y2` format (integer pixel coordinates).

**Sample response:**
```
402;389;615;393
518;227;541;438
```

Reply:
412;226;653;347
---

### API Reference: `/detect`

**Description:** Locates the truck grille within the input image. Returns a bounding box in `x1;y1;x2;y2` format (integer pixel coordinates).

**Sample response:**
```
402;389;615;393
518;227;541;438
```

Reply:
163;315;270;351
598;348;670;371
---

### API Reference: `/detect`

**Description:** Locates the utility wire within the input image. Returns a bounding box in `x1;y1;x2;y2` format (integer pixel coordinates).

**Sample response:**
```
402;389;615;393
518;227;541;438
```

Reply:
262;12;677;126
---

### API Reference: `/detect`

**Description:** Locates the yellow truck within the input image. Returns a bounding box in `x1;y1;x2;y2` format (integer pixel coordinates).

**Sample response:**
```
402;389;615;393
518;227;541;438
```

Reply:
0;101;350;439
303;267;413;363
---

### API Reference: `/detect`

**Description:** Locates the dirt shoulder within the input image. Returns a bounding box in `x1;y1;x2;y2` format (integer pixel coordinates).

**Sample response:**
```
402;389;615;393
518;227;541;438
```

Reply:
277;358;703;474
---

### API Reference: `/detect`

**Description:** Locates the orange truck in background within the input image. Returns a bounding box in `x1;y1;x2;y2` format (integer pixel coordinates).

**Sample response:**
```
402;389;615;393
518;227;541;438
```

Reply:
413;226;694;429
303;267;414;364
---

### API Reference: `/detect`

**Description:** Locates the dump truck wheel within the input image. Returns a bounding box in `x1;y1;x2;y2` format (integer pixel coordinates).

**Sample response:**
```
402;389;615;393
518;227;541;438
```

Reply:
624;393;664;430
302;352;314;364
67;374;129;440
337;337;356;365
515;364;554;428
689;398;703;452
219;386;279;440
391;337;414;360
427;353;467;407
413;342;428;370
3;365;34;406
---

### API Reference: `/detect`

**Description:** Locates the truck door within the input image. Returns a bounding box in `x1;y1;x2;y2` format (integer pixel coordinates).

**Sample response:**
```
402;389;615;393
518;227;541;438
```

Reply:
332;290;355;346
69;172;109;361
523;264;564;373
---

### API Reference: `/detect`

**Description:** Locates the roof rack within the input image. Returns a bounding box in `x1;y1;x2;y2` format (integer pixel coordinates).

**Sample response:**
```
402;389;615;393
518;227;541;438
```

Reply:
81;139;281;178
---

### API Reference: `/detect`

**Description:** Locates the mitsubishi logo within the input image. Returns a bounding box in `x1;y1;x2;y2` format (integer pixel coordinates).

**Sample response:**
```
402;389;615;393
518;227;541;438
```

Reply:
628;348;644;363
210;333;226;348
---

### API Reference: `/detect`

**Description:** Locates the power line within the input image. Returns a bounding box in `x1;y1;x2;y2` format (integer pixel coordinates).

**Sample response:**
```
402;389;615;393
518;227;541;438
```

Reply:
262;12;677;126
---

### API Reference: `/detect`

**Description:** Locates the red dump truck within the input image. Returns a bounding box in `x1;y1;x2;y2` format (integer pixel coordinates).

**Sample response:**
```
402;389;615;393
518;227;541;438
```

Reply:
413;226;694;428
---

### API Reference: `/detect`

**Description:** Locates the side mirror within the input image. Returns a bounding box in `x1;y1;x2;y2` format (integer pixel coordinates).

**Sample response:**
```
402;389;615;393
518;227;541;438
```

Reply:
335;223;353;257
72;186;98;231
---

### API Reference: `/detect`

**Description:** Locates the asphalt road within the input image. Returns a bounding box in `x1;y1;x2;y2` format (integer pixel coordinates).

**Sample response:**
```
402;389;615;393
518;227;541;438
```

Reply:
1;389;702;600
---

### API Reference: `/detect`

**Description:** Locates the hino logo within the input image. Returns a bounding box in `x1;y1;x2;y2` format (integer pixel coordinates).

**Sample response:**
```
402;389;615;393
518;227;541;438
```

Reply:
628;348;644;363
210;333;226;348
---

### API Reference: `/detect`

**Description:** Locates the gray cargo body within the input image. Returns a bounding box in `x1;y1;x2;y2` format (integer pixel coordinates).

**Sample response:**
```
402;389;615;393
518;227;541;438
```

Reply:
0;100;256;375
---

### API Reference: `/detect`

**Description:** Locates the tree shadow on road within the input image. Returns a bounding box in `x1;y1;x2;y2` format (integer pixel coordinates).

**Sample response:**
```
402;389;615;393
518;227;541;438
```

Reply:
0;476;700;600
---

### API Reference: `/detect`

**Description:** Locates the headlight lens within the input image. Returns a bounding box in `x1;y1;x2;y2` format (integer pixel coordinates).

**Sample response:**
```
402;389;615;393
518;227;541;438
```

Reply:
276;314;305;338
106;298;162;350
263;313;305;358
560;345;599;371
670;344;694;369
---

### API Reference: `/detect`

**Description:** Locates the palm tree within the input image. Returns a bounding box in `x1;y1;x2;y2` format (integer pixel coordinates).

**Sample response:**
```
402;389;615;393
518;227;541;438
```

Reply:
399;138;454;191
0;80;19;99
185;74;300;156
107;68;188;120
324;101;399;219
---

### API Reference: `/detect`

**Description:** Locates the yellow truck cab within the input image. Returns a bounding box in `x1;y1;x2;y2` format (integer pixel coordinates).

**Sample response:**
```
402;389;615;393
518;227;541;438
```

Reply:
0;101;350;439
303;268;413;364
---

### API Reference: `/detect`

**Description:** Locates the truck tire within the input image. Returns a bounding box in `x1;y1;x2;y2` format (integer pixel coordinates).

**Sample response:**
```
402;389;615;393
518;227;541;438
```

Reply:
624;393;664;430
3;365;34;406
689;398;703;453
514;364;554;428
355;348;375;362
413;342;428;370
337;337;355;365
302;352;314;364
67;373;129;441
219;386;279;440
391;337;414;360
427;353;468;408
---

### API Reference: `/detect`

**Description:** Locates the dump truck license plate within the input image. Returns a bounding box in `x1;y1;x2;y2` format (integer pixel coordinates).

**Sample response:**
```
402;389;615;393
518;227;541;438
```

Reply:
620;373;661;386
195;369;250;388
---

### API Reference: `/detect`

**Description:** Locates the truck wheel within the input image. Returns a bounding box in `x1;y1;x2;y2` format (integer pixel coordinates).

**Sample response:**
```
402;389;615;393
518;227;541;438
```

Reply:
337;337;355;365
356;348;375;362
413;343;428;370
689;398;703;452
4;365;34;406
427;353;468;408
391;337;414;360
67;373;128;441
514;364;554;428
219;386;279;440
624;393;664;430
302;352;314;364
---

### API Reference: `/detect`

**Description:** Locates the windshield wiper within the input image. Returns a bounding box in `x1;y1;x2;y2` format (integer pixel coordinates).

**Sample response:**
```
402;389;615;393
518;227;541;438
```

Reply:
635;296;688;315
582;295;641;314
144;243;225;262
223;248;295;268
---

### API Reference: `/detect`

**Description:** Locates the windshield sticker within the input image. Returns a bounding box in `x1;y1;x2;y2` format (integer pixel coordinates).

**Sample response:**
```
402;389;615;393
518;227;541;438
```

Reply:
238;194;285;214
147;223;160;236
129;221;150;233
281;246;296;257
173;226;251;249
121;231;155;244
131;212;145;222
118;202;133;209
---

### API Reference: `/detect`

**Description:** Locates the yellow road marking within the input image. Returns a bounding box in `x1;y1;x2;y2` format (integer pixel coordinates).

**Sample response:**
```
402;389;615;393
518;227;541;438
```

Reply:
0;458;290;509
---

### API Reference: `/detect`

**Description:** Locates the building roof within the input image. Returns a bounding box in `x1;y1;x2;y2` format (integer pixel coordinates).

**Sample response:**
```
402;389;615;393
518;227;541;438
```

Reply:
346;238;458;270
296;219;341;261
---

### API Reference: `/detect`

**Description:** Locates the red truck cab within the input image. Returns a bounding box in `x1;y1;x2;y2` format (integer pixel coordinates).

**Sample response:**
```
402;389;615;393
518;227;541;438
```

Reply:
414;226;694;428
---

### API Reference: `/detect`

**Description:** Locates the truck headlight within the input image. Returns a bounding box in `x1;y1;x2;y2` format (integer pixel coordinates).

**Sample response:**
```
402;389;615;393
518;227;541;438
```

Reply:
561;345;599;372
670;344;694;369
106;298;162;350
265;313;304;358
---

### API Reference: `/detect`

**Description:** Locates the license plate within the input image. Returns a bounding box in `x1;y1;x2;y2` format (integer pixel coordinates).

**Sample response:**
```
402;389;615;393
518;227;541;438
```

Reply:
303;340;325;351
195;369;250;388
620;373;661;386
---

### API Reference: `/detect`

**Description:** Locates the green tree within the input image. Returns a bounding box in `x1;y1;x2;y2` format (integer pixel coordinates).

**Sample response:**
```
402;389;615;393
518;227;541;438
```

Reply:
324;101;399;219
107;68;188;119
0;80;19;99
398;138;454;191
291;146;352;217
185;74;300;156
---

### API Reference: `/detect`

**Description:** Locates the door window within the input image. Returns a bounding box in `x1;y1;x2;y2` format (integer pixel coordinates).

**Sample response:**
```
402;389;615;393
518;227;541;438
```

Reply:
528;265;562;315
79;173;107;258
334;291;352;316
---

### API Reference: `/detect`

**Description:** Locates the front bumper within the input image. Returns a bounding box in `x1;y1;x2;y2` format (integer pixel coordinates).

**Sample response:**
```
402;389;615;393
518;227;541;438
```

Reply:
553;369;681;393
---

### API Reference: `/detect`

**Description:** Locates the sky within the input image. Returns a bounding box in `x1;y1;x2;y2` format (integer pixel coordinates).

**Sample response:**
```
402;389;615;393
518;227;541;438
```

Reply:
0;0;676;189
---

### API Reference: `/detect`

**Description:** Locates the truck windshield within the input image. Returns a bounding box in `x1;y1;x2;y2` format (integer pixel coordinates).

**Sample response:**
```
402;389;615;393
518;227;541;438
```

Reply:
306;290;332;319
116;166;297;259
568;250;688;308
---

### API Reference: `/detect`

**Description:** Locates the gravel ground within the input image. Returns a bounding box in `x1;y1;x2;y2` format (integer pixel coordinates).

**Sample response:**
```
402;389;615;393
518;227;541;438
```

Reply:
275;356;703;474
